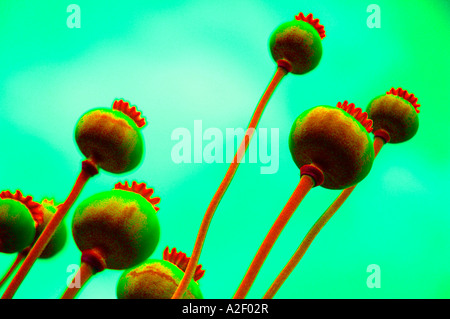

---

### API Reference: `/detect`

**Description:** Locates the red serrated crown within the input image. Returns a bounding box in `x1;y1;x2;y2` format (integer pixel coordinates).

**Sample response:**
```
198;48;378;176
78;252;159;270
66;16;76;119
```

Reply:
337;101;374;133
114;181;160;212
112;99;146;128
163;247;205;282
386;88;420;114
294;12;326;39
0;190;43;225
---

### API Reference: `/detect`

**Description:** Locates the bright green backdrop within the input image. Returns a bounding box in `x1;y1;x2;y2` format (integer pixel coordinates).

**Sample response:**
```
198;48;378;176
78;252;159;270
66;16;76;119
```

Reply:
0;0;449;299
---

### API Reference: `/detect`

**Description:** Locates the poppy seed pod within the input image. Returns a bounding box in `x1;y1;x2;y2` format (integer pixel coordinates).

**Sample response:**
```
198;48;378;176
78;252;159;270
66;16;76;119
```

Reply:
35;199;67;259
0;191;42;254
72;181;160;270
269;13;325;74
366;87;420;143
117;247;204;299
289;102;375;189
74;100;146;173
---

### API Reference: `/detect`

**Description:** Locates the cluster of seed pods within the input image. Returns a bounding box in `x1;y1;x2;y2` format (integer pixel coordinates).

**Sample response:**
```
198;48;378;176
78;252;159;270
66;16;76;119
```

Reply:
0;193;66;288
173;12;421;299
259;87;421;299
1;99;159;298
0;10;421;300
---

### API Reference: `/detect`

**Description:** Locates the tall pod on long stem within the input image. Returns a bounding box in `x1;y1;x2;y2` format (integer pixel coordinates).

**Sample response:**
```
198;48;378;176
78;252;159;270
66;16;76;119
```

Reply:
172;12;326;299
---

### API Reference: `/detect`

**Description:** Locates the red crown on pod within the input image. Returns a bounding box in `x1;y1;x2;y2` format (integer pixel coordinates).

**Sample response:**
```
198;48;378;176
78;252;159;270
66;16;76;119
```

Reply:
114;181;160;212
336;101;374;133
0;190;44;225
386;87;421;114
113;100;147;128
163;247;205;282
294;12;326;39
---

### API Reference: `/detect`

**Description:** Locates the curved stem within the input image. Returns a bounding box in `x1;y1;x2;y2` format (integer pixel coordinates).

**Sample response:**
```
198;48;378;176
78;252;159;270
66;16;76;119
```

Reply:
61;262;95;299
2;160;98;299
263;136;386;299
171;66;289;299
0;252;25;289
233;175;315;299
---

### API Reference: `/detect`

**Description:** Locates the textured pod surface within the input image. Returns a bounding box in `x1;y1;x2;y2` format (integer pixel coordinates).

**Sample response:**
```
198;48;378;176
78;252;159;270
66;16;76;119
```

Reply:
269;20;322;74
366;95;419;143
35;201;67;259
72;190;159;269
116;259;203;299
75;108;144;173
0;199;36;253
289;106;375;189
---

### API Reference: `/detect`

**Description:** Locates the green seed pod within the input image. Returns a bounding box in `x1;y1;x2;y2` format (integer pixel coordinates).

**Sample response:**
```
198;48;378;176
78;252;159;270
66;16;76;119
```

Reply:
74;100;146;174
116;247;204;299
0;191;42;254
72;181;160;270
269;13;325;74
289;102;375;189
35;199;67;259
366;88;420;144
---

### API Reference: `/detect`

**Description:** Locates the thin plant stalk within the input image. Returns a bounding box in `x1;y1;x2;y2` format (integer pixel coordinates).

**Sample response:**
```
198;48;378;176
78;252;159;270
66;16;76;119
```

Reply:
2;160;98;299
61;262;95;299
233;174;315;299
171;66;289;299
0;252;26;289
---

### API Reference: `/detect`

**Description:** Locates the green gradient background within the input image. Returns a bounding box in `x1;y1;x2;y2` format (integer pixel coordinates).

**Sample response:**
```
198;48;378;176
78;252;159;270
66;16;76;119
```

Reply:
0;0;449;299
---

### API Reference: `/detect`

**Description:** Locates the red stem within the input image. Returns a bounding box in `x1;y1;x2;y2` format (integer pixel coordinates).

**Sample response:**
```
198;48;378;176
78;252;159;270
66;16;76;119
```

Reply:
61;262;95;299
262;136;386;299
0;252;26;289
233;174;315;299
1;160;98;299
171;66;289;299
61;248;107;299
